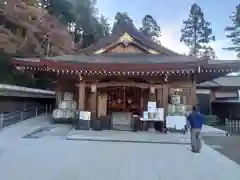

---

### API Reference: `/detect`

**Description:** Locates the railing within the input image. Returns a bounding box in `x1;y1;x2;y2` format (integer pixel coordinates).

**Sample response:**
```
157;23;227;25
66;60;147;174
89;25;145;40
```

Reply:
225;119;240;134
0;104;52;130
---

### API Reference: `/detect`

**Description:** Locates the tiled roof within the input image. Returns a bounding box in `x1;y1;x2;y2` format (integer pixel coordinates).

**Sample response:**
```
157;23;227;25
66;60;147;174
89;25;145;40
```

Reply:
46;53;198;64
198;76;240;87
79;21;181;56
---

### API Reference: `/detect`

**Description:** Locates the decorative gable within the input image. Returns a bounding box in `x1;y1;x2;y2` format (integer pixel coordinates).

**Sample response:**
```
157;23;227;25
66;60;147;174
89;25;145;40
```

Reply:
80;21;179;56
94;32;160;54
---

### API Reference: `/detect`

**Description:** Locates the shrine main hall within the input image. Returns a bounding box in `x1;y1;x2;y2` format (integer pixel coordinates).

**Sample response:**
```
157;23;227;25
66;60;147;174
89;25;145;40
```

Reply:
12;21;240;131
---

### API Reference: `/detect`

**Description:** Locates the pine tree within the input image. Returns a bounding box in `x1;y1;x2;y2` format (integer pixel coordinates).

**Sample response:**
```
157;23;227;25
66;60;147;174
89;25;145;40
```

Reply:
112;12;133;31
201;46;218;60
224;4;240;58
140;15;161;44
180;3;215;57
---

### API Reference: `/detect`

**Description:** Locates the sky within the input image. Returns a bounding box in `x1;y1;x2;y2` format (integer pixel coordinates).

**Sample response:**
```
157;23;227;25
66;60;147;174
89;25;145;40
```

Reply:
96;0;239;60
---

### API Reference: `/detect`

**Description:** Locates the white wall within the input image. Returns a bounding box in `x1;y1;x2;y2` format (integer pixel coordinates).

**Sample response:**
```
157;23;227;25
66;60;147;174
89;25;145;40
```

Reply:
215;91;238;98
196;89;210;94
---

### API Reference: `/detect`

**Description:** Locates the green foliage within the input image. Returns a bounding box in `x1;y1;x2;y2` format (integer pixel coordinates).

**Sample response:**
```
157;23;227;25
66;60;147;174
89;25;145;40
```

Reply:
201;46;218;60
224;4;240;58
69;0;110;47
95;15;110;40
140;15;161;44
0;51;15;84
0;51;36;87
42;0;76;26
41;0;111;48
112;12;133;31
180;3;215;57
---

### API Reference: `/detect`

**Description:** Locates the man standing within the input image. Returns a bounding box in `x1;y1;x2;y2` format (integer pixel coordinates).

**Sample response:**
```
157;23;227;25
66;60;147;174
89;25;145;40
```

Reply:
187;106;204;153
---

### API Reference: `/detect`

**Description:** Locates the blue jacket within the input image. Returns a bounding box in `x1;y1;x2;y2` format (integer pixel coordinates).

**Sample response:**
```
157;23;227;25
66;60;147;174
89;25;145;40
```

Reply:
187;112;204;129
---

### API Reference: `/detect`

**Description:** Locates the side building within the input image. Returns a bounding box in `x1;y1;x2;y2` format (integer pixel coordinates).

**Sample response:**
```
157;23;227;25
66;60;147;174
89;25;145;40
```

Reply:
197;76;240;122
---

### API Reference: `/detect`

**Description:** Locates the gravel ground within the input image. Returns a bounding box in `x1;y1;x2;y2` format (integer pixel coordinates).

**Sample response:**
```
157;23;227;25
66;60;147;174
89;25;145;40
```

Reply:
203;135;240;165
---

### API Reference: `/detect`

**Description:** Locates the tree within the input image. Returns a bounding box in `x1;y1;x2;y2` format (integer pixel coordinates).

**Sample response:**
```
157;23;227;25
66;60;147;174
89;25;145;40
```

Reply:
201;46;218;60
0;50;37;87
40;0;110;48
180;3;215;57
41;0;76;26
224;4;240;58
69;0;110;47
140;15;161;44
112;12;133;31
94;15;110;40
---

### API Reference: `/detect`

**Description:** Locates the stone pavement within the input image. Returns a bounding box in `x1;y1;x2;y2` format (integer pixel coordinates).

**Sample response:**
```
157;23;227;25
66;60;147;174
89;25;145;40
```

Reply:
202;125;228;136
0;115;52;149
0;114;52;139
0;116;240;180
66;130;191;144
203;135;240;165
0;138;240;180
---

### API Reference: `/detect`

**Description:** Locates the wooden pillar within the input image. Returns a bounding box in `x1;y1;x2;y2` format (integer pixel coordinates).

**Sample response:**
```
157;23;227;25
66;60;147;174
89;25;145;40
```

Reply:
156;86;163;107
78;82;85;111
149;86;156;101
156;86;164;132
55;82;61;108
209;90;215;115
191;75;197;106
162;84;169;129
89;85;97;119
140;89;144;113
55;91;62;108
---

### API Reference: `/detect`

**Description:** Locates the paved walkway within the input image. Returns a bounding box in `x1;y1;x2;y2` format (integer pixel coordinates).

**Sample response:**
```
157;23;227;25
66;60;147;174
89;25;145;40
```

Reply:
0;115;51;149
0;116;239;180
202;125;228;136
0;115;51;138
67;130;191;144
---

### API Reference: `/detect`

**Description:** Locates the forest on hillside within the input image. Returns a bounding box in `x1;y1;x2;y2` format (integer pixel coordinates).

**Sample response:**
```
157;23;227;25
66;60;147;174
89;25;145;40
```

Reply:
1;0;240;89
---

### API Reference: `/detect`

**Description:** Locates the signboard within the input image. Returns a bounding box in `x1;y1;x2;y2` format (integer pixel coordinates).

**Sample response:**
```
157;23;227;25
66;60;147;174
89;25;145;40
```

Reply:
79;111;91;121
147;101;156;113
166;116;186;130
155;108;164;121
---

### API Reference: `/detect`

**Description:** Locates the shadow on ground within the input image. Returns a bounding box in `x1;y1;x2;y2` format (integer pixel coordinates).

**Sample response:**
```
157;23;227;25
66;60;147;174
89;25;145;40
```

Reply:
203;135;240;165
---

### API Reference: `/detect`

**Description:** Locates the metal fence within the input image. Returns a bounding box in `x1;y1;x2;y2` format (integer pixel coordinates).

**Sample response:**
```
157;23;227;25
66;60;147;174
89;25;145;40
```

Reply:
0;104;52;130
225;119;240;134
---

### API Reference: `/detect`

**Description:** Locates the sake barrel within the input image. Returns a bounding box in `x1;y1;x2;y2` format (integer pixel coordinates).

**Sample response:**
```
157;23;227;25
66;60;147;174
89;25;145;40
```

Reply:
70;101;77;110
171;95;181;105
185;105;192;115
179;104;186;115
168;104;176;115
65;110;74;119
59;101;68;109
52;109;64;119
63;92;73;101
175;105;181;114
59;101;77;110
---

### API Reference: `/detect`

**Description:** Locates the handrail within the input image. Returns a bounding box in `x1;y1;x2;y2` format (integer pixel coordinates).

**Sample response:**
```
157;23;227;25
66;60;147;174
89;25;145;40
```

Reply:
3;106;50;117
0;104;52;129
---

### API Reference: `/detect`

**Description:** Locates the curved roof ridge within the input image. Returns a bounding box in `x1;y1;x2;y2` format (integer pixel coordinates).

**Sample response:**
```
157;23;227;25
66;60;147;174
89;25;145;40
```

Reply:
79;21;181;56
